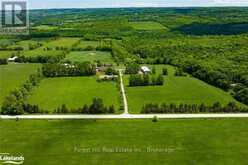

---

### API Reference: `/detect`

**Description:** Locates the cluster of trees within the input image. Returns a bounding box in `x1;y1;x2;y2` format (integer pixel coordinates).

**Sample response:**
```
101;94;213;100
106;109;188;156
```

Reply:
141;102;248;114
175;68;187;76
129;74;164;87
71;44;112;52
105;67;118;75
162;68;168;75
1;69;43;115
125;63;140;74
233;85;248;105
42;62;96;77
0;58;7;65
54;98;115;114
183;63;231;91
15;54;66;63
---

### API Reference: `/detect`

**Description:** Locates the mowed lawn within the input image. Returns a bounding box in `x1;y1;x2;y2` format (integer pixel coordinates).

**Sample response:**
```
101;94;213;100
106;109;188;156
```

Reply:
0;64;40;106
0;119;248;165
129;21;167;30
125;65;243;113
64;51;114;63
27;76;120;111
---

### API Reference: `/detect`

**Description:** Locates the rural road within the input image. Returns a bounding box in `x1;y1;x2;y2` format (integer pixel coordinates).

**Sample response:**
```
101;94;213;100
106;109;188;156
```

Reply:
1;113;248;119
119;70;129;114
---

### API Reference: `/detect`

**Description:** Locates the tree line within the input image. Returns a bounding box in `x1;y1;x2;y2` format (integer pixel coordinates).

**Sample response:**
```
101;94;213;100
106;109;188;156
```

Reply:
141;102;248;114
129;74;164;87
1;69;44;115
42;62;96;77
54;98;115;114
0;58;8;65
15;54;66;63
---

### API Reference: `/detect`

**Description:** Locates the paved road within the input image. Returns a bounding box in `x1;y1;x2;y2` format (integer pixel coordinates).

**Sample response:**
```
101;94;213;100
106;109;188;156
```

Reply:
119;70;129;114
1;113;248;119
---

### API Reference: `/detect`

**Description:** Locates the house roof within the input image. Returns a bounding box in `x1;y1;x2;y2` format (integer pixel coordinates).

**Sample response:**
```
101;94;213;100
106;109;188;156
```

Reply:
141;66;151;72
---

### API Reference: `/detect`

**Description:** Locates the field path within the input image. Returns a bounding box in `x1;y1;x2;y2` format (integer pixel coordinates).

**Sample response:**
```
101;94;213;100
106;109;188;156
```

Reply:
119;69;129;114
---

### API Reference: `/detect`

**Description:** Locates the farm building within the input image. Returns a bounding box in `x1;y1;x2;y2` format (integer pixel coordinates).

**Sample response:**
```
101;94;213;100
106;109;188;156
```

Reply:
8;56;18;62
141;66;151;74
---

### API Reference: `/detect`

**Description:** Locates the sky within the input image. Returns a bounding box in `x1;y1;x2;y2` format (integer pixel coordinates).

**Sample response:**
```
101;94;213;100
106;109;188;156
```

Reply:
27;0;248;9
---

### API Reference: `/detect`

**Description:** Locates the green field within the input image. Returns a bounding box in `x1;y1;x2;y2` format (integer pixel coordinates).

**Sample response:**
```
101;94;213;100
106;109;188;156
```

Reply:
27;76;120;111
0;64;40;106
33;25;58;30
7;40;41;50
129;21;167;30
125;65;242;113
64;51;114;63
43;38;81;49
75;40;100;49
21;50;65;57
0;119;248;165
0;39;16;47
0;51;17;58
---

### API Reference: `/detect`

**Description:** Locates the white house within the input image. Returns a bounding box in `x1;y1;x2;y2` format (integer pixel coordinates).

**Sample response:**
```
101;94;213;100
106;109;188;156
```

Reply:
141;66;151;74
8;56;18;62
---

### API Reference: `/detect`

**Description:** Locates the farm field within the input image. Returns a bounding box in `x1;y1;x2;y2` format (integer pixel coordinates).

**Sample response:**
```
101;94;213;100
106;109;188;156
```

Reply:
27;76;120;112
33;25;58;30
64;51;114;63
43;37;81;49
0;64;40;106
0;51;17;58
75;40;100;49
1;119;248;165
0;39;16;47
7;40;41;50
125;65;243;113
129;21;167;30
21;50;65;57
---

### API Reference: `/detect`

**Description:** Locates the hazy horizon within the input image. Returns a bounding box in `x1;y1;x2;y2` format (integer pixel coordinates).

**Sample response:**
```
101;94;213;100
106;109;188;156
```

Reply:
26;0;248;9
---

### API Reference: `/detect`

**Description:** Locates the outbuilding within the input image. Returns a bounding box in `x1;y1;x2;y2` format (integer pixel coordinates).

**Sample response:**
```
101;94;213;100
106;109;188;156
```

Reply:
141;66;151;74
8;56;18;62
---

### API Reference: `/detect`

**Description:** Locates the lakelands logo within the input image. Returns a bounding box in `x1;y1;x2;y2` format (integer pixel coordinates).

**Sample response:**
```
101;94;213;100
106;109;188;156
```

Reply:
0;0;29;35
0;153;24;164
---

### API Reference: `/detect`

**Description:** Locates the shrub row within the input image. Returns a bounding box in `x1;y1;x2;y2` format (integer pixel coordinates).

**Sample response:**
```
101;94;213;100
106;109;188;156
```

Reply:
1;69;43;115
15;54;66;63
0;58;8;65
42;62;96;77
54;98;115;114
141;102;248;114
129;74;164;87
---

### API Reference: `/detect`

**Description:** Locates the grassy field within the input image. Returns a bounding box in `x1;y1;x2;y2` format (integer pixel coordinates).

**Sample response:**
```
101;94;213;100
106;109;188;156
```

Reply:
0;64;40;106
43;38;81;49
0;51;17;58
75;40;100;49
129;21;167;30
27;76;120;112
0;39;16;47
0;119;248;165
7;40;40;50
125;65;243;113
21;50;65;57
33;25;58;30
64;51;114;63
